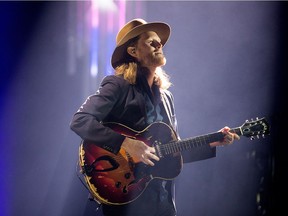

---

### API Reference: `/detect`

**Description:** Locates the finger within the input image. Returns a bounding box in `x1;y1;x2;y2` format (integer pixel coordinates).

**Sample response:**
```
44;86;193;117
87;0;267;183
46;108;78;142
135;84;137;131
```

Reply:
143;156;155;166
141;154;154;166
227;133;240;141
149;146;156;154
146;159;155;166
221;126;230;133
234;134;240;140
224;136;233;144
148;152;160;161
141;152;160;166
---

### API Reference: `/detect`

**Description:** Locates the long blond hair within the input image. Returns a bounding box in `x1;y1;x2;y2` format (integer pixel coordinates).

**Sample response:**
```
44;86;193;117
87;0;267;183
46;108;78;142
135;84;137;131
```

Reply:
115;62;171;90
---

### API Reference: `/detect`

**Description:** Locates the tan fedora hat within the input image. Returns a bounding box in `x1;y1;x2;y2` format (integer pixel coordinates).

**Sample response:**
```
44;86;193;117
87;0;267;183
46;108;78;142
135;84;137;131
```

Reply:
111;18;171;69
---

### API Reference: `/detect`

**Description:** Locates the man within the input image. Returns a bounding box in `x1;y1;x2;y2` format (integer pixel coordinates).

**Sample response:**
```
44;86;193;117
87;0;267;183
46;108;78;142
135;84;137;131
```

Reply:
70;18;240;216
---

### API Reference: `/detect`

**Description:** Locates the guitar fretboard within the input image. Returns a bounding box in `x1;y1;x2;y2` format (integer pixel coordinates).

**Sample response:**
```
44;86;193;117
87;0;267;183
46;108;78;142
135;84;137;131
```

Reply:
158;127;242;156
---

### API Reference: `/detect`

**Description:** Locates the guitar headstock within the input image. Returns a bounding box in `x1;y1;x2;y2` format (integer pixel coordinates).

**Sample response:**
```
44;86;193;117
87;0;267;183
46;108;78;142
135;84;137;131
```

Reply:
240;117;270;139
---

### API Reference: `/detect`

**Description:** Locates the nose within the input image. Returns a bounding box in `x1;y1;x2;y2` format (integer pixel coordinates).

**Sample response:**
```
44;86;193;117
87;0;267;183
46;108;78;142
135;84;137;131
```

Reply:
152;40;162;49
154;40;162;49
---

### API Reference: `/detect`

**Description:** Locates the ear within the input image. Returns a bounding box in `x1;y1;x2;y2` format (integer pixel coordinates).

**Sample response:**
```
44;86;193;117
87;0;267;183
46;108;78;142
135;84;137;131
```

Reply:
127;46;137;58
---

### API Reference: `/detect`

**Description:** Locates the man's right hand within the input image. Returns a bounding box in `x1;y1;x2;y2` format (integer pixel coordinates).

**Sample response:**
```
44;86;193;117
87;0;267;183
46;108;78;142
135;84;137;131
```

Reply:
121;137;160;166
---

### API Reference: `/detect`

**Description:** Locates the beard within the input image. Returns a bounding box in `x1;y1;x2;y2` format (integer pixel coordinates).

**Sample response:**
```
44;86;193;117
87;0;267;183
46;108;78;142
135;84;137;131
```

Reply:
139;52;167;68
150;53;166;67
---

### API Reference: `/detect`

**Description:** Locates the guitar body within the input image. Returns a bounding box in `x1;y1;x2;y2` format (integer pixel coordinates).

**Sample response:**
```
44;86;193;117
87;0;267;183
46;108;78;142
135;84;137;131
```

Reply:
79;122;183;205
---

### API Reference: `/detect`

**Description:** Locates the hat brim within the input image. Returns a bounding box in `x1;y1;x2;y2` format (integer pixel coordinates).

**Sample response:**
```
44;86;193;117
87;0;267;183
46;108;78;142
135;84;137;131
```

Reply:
111;22;170;69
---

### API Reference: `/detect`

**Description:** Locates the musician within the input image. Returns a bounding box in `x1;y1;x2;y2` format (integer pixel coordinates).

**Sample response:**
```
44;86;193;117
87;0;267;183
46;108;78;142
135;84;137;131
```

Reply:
70;18;240;216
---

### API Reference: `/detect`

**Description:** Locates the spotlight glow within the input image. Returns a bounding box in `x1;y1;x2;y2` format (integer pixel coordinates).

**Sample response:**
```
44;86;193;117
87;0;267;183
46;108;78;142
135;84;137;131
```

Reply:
91;0;117;12
90;63;98;77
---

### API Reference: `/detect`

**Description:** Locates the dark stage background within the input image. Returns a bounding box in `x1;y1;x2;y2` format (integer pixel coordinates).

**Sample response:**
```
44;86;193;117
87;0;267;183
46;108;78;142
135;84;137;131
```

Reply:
0;1;287;216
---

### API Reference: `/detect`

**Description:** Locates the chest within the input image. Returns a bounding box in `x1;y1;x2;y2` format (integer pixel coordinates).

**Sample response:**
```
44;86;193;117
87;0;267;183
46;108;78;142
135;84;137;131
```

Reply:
109;86;169;130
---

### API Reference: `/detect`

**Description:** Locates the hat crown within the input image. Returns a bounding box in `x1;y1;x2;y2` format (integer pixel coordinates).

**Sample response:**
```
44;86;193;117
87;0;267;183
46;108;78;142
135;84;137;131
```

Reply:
116;19;147;45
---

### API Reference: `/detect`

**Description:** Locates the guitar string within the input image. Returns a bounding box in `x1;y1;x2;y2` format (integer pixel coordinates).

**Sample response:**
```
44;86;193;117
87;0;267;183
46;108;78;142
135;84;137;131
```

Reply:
158;132;224;156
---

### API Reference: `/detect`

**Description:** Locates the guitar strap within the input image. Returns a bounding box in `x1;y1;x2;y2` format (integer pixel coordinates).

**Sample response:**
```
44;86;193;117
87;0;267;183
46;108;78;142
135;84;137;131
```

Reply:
161;89;179;212
161;90;179;136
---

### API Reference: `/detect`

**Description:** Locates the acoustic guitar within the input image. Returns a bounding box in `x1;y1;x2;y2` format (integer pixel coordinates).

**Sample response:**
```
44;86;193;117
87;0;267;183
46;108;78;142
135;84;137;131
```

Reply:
78;117;270;205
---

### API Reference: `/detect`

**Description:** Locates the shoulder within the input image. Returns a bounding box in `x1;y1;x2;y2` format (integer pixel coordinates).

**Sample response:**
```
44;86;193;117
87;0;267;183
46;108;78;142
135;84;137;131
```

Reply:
100;75;131;91
101;75;127;85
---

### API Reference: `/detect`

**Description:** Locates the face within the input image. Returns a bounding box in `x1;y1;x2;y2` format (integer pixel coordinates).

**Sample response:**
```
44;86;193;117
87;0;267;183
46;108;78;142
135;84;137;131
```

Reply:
131;31;166;69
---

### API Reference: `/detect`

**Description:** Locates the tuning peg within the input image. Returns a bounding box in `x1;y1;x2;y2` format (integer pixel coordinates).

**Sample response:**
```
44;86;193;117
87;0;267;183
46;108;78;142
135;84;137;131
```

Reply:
262;134;265;138
256;135;260;139
256;117;259;120
250;136;255;140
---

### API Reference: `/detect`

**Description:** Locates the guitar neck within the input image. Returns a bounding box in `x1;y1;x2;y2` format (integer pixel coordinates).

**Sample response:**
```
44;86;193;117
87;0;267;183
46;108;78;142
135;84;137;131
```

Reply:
158;127;242;156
